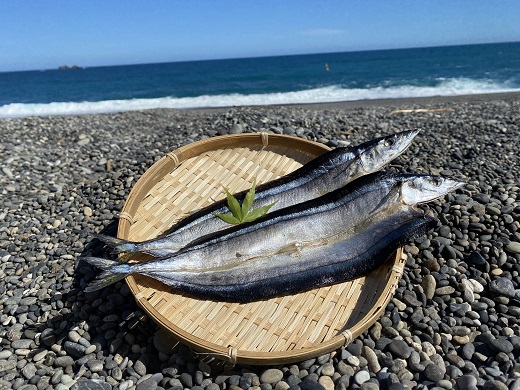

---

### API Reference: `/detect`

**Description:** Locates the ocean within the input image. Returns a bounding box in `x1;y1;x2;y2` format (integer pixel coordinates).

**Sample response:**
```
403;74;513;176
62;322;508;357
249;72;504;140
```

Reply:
1;41;519;118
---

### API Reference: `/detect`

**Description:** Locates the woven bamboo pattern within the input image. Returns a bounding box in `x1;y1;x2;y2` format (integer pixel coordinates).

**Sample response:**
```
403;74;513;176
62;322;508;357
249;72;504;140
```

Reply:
118;133;406;365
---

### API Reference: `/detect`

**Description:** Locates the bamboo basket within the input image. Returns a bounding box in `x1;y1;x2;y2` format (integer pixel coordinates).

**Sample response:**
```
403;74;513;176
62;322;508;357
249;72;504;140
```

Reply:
117;133;406;365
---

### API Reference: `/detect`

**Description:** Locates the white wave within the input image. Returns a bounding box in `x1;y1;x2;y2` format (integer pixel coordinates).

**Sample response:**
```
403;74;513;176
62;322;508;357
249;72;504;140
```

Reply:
1;77;519;118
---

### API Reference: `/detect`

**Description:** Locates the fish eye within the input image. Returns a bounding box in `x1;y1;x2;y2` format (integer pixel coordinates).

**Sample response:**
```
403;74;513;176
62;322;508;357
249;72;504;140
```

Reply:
432;177;442;186
384;138;395;147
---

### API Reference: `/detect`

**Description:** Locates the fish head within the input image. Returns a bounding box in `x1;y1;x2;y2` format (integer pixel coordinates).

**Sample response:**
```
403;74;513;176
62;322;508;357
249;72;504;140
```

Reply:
357;129;420;173
401;175;465;205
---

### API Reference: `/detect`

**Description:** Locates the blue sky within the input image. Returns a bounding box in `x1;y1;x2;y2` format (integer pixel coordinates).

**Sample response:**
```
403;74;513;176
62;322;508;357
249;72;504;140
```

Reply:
1;1;519;72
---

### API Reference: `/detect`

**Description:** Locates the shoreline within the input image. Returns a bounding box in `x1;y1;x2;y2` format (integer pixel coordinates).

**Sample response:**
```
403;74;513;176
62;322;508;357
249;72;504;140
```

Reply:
1;90;520;119
186;91;520;114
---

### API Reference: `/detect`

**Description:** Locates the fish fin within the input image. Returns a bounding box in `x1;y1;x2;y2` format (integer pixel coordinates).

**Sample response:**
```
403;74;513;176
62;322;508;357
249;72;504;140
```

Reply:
81;256;119;270
84;271;128;292
81;257;132;292
94;234;137;254
277;242;303;257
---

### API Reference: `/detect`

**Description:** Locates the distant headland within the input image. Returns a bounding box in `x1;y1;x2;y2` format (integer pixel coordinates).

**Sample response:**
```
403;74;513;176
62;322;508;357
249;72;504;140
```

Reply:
58;65;82;70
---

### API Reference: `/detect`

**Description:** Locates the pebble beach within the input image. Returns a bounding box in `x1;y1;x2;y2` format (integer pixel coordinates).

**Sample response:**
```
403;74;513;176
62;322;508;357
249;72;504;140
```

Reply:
1;94;519;390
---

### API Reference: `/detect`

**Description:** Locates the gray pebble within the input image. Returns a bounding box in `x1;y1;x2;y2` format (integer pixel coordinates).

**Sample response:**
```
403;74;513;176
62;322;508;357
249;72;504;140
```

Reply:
54;356;75;368
388;339;412;359
260;369;284;384
489;277;517;298
423;363;444;382
505;241;520;254
74;380;111;390
136;378;158;390
354;370;370;385
482;380;508;390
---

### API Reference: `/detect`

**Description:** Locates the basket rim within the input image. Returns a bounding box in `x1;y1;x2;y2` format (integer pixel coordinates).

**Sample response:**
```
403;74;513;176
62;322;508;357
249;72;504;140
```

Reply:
117;133;406;365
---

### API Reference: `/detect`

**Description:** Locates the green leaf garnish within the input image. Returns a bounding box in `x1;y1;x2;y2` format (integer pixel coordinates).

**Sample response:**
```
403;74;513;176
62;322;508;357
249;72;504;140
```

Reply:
214;213;241;225
241;202;277;223
215;179;277;225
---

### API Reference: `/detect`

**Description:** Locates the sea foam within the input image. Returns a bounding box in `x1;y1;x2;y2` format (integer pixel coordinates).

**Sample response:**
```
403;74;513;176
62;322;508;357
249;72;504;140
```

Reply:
0;78;518;118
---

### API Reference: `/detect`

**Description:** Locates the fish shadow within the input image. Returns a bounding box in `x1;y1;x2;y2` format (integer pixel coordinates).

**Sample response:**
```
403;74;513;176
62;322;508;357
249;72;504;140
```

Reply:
34;217;162;372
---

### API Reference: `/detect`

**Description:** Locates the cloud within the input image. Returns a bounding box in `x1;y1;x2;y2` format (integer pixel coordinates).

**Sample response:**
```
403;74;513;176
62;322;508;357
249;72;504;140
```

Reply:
300;29;347;37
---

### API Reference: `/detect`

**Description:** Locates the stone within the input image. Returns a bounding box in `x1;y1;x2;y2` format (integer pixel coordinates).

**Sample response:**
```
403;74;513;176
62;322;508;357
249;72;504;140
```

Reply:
260;369;284;384
321;363;334;376
362;346;381;373
482;380;508;390
489;277;517;298
318;376;334;390
424;363;444;382
422;275;436;299
505;241;520;254
229;124;245;134
136;378;158;390
54;356;75;368
87;360;104;373
388;339;412;359
354;370;370;385
74;380;112;390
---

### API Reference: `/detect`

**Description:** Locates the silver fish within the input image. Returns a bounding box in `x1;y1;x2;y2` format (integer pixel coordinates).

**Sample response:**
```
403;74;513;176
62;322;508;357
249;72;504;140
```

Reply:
131;210;436;302
97;130;420;256
86;210;435;301
84;173;463;296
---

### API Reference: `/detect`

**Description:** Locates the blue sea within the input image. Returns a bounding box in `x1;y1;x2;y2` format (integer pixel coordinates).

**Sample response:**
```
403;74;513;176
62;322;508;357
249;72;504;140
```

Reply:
1;42;519;118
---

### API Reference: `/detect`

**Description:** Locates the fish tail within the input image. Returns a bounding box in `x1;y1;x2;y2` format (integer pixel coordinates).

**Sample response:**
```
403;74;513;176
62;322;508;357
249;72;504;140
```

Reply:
82;256;133;292
95;234;138;254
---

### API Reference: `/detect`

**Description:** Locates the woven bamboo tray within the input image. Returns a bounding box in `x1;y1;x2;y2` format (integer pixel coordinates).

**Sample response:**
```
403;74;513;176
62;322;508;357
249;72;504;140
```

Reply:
117;133;406;365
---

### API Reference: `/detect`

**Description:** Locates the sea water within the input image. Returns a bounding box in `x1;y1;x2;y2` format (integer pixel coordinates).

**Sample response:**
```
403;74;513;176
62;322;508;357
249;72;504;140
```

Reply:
1;41;519;117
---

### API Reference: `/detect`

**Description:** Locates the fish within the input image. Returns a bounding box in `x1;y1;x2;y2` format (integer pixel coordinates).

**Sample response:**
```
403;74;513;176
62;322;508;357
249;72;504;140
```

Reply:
83;173;463;298
97;129;420;256
85;209;436;302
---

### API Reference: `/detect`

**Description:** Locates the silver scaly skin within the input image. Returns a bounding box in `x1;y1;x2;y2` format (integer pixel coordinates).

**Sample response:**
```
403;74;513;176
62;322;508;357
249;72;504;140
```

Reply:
143;209;437;302
96;129;420;256
83;172;463;298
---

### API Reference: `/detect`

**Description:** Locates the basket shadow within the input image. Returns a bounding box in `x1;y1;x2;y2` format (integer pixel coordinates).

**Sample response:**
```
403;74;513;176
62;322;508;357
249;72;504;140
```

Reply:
335;251;402;338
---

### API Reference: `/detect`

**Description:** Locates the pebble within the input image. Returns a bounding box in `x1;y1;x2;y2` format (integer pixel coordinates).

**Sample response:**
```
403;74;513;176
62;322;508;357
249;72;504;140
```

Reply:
489;277;517;298
54;356;75;368
354;370;370;385
136;378;158;390
260;369;284;384
506;241;520;254
424;364;444;382
318;376;334;390
75;380;111;390
388;339;412;359
1;101;519;389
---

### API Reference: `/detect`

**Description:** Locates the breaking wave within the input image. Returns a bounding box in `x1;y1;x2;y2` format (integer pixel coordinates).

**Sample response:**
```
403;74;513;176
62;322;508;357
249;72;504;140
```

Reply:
1;77;518;118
